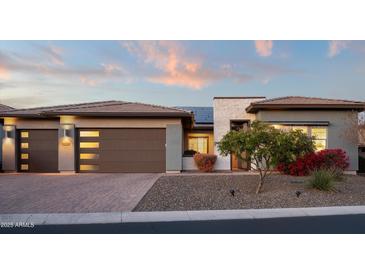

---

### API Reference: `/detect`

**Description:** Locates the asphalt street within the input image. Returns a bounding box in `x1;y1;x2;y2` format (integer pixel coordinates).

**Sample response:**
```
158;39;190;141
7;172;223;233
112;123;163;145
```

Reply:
2;214;365;233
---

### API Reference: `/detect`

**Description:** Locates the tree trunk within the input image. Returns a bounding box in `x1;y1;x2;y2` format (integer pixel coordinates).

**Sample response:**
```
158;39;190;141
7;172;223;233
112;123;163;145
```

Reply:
256;177;264;194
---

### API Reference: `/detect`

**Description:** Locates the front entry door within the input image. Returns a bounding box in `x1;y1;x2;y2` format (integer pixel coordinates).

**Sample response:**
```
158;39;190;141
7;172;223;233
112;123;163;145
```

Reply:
230;121;250;171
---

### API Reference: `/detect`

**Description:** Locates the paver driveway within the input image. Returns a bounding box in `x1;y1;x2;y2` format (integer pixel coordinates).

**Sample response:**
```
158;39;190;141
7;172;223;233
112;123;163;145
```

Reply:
0;173;161;213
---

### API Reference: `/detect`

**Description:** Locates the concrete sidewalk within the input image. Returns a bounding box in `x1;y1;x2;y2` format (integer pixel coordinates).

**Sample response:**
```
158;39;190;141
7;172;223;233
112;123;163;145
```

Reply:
2;206;365;226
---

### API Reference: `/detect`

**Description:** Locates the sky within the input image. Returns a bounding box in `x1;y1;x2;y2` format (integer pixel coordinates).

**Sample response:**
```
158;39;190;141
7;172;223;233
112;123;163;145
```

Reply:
0;40;365;108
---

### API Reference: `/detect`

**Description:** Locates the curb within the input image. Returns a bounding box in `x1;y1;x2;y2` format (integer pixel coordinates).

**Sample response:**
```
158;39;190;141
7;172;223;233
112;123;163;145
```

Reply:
1;206;365;226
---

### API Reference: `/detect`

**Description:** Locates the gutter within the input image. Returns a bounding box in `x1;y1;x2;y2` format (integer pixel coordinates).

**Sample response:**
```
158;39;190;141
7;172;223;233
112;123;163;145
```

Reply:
246;104;365;113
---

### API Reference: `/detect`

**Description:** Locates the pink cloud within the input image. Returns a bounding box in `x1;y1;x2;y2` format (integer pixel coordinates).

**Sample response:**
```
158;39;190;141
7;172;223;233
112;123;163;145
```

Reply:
255;40;273;57
38;44;65;66
328;40;350;57
0;64;10;79
80;75;99;86
101;63;124;74
122;41;251;89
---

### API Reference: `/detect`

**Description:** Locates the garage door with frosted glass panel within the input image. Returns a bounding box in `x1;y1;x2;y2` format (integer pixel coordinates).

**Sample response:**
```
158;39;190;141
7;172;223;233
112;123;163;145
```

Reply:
18;129;59;172
78;128;166;172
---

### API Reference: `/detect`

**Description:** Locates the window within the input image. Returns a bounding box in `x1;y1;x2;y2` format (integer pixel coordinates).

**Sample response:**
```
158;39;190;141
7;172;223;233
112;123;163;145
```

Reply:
272;124;288;131
21;131;29;138
80;131;99;137
21;153;29;160
270;124;328;151
79;164;99;171
80;153;99;160
188;137;208;154
21;143;29;149
80;142;99;149
311;127;327;151
292;126;308;134
20;164;29;171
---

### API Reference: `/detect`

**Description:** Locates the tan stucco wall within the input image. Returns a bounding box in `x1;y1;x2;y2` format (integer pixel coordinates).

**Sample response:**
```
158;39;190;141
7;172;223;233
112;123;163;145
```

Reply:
4;117;59;129
2;125;16;171
58;124;75;172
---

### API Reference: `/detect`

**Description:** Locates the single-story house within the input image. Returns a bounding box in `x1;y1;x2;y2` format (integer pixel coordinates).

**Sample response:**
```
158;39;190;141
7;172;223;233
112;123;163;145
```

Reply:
1;96;364;173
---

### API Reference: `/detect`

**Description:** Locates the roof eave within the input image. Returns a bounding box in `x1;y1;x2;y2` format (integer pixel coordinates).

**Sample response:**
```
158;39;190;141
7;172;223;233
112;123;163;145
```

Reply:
246;104;365;113
192;123;214;129
43;111;193;118
0;113;46;118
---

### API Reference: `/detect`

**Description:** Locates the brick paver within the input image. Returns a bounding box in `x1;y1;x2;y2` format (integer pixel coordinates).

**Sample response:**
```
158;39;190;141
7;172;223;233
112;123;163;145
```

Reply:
0;173;161;213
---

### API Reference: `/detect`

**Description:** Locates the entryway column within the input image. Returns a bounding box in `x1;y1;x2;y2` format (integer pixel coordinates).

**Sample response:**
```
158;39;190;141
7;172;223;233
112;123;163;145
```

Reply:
166;124;182;173
58;123;76;173
2;125;17;172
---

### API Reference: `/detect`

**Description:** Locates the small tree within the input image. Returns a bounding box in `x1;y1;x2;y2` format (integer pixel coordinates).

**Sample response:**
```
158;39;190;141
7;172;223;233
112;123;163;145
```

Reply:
217;121;314;194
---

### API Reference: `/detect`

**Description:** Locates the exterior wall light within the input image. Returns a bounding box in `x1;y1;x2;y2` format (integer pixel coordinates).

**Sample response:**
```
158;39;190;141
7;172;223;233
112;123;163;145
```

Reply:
63;128;71;138
5;130;12;139
61;128;72;146
3;127;12;139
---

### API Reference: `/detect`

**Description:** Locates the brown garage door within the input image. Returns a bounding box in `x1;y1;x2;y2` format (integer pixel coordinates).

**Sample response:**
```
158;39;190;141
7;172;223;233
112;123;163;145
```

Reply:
18;129;59;172
77;128;166;173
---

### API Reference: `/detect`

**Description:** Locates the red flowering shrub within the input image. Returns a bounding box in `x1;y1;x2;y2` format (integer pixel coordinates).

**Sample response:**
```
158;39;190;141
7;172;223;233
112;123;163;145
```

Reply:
277;149;349;176
193;153;217;172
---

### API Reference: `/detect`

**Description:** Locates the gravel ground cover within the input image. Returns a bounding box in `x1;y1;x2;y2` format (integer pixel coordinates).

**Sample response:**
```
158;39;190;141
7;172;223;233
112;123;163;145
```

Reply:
134;174;365;211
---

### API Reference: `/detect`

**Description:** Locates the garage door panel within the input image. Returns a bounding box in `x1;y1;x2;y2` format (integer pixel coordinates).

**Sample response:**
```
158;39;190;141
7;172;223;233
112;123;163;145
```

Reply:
29;161;58;172
100;150;165;161
18;129;58;173
100;141;165;150
99;161;165;173
27;130;58;140
78;128;166;173
29;141;58;151
29;153;58;163
99;129;165;140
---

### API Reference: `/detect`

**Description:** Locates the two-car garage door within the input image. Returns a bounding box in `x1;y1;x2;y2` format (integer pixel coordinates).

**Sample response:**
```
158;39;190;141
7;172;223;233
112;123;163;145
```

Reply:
17;128;166;173
77;128;166;173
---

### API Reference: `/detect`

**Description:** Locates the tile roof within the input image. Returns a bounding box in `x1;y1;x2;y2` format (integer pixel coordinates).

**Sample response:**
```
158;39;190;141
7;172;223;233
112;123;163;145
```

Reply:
177;106;213;124
0;100;193;118
0;104;14;112
246;96;365;113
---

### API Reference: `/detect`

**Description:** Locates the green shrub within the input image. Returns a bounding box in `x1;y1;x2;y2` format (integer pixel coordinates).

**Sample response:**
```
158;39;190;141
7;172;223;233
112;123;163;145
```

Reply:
308;169;336;191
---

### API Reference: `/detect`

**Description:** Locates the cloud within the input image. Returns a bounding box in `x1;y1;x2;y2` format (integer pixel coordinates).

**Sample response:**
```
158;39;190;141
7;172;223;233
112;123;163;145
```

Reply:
80;75;99;86
248;61;304;85
121;41;251;89
39;45;65;66
101;63;124;74
0;49;130;87
328;41;350;57
0;95;49;108
255;40;273;57
0;64;10;79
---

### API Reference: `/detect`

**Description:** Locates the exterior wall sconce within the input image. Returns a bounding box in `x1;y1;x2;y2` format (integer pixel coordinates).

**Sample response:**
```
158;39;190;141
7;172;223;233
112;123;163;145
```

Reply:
61;128;72;146
63;128;71;138
5;130;12;139
3;127;12;139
